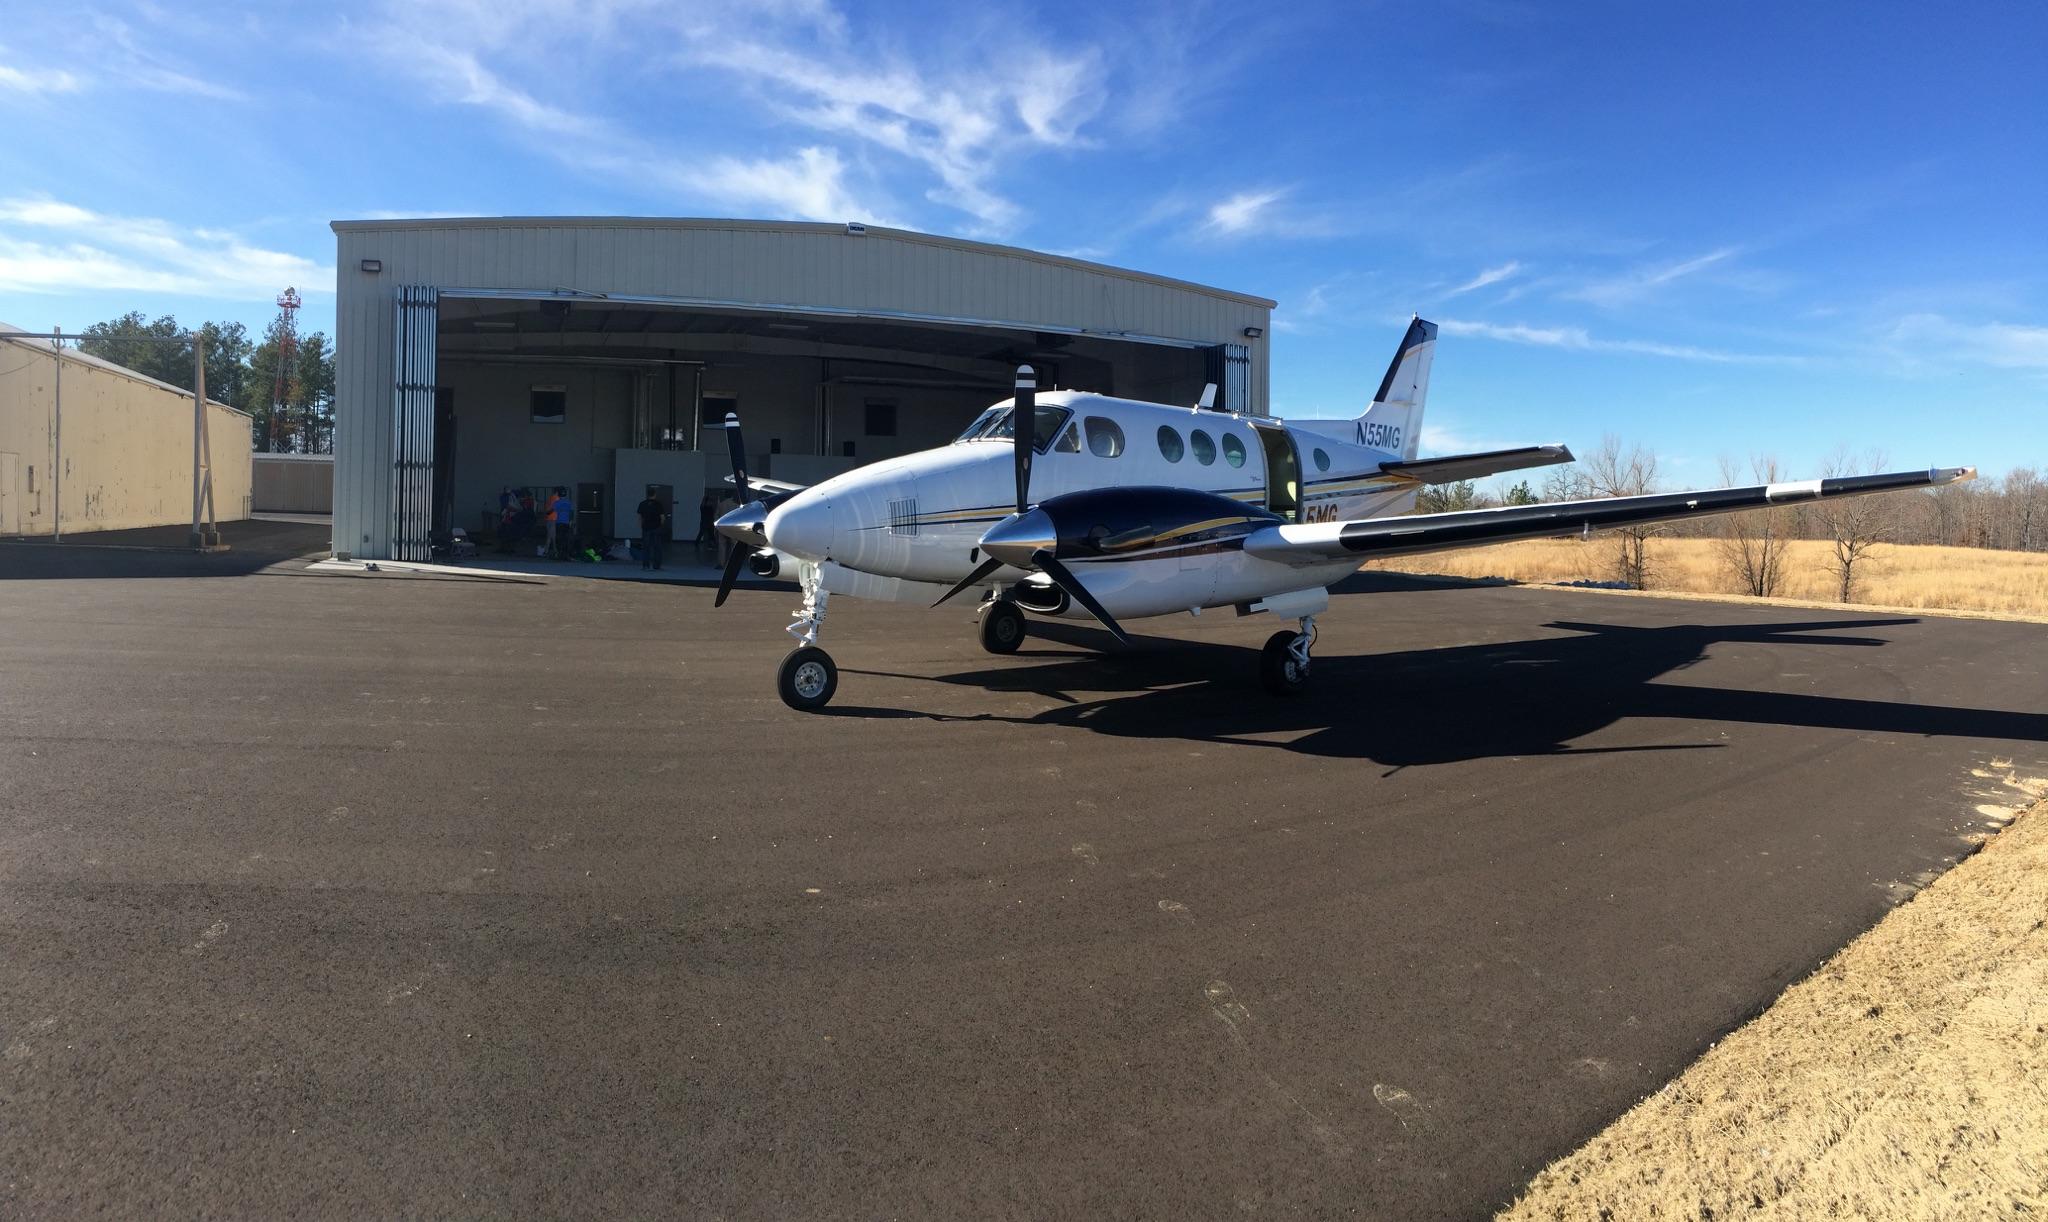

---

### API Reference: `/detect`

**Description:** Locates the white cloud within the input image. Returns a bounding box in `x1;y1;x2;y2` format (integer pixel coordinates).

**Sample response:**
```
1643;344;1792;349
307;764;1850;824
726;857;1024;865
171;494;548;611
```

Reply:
357;0;1137;234
1437;316;1796;364
1884;313;2048;371
1563;247;1739;308
1447;261;1521;296
0;54;82;94
0;197;328;299
1203;188;1287;236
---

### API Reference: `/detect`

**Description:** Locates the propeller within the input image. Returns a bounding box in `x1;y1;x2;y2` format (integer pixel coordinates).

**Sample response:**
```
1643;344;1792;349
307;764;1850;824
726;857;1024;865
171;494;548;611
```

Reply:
933;366;1036;609
714;412;766;606
1031;549;1129;645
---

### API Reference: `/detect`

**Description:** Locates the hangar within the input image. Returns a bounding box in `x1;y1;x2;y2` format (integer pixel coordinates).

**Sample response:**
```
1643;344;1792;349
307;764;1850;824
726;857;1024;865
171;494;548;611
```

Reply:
329;218;1274;560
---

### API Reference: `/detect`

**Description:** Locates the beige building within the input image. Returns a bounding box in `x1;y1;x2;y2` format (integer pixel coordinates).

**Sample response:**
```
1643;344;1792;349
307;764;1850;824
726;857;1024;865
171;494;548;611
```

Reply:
330;217;1274;560
0;325;252;538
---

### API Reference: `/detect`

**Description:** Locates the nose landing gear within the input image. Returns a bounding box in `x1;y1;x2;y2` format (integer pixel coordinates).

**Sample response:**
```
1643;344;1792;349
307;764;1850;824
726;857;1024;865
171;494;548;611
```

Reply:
777;564;838;710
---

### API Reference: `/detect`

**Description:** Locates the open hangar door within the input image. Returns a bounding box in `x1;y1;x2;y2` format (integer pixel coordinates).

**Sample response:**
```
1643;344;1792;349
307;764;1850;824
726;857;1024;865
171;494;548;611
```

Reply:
415;293;1232;556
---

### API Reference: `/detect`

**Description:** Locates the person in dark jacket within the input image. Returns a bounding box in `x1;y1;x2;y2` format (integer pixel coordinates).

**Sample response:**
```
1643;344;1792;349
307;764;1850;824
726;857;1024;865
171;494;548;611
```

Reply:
636;488;669;571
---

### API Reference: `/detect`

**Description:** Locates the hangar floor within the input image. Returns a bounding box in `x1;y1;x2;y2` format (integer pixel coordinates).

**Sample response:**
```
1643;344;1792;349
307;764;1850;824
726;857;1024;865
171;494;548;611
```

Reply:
2;552;2044;1218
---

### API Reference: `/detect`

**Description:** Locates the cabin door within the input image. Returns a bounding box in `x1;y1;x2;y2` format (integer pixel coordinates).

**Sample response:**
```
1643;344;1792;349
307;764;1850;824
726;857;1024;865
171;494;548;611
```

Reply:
1251;423;1301;522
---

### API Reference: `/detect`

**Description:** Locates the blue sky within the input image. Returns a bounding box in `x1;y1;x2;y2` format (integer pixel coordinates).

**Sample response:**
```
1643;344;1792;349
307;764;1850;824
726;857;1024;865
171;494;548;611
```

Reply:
2;1;2042;480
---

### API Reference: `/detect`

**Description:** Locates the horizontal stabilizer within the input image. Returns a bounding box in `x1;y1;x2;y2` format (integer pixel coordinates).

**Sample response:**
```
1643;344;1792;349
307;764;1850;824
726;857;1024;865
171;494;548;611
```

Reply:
1381;444;1573;486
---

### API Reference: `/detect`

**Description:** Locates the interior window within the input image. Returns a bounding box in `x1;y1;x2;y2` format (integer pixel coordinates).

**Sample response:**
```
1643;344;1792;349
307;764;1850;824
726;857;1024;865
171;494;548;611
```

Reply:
1054;423;1081;453
1190;429;1216;465
1222;433;1247;468
1084;416;1126;458
1156;425;1185;463
1313;447;1331;472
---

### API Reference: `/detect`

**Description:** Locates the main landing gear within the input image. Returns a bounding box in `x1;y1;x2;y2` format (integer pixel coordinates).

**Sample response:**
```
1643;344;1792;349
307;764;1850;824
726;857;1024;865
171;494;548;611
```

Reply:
776;564;838;711
978;598;1027;654
1259;614;1317;696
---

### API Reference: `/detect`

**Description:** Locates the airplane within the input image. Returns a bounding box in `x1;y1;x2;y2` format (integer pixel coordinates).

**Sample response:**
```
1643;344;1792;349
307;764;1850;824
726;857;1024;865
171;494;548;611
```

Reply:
712;317;1974;711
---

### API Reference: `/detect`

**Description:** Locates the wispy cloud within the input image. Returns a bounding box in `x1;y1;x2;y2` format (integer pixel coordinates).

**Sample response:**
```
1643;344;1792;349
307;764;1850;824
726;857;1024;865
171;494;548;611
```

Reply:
1437;316;1796;364
1562;246;1740;308
0;52;82;95
1884;313;2048;371
1201;188;1287;236
89;15;247;101
0;197;328;298
1447;260;1521;296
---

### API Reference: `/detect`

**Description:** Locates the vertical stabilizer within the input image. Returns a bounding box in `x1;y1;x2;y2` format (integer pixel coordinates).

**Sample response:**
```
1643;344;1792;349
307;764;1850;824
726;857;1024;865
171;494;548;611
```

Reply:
1356;316;1435;459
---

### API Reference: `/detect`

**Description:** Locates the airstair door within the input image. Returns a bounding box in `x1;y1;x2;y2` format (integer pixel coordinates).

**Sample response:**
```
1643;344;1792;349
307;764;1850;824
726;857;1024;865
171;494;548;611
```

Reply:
1251;423;1301;522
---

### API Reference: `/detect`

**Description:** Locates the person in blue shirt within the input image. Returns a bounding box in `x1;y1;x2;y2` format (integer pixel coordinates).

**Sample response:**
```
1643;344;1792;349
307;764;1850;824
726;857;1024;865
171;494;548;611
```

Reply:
547;486;575;559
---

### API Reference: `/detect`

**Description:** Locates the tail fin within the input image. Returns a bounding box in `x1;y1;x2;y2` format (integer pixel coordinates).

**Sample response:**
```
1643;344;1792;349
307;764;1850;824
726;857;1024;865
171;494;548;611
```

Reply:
1356;316;1435;459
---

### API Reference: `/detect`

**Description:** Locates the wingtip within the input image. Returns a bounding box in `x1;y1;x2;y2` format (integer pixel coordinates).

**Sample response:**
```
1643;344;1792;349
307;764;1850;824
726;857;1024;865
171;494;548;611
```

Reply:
1934;465;1978;485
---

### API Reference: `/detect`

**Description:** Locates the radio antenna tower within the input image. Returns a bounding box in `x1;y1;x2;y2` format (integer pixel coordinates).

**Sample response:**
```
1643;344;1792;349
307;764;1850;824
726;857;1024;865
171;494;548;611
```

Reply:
268;286;302;451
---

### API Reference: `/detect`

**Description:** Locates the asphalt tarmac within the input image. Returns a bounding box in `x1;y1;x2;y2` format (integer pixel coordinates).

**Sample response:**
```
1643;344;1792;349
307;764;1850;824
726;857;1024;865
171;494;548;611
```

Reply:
3;546;2044;1218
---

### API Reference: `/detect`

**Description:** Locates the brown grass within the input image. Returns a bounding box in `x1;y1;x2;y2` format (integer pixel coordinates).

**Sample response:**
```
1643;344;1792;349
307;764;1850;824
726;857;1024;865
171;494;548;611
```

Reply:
1500;784;2048;1221
1370;539;2048;618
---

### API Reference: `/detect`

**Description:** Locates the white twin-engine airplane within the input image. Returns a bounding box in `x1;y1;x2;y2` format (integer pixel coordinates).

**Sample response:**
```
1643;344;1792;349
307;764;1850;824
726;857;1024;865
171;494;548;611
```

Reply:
713;317;1974;711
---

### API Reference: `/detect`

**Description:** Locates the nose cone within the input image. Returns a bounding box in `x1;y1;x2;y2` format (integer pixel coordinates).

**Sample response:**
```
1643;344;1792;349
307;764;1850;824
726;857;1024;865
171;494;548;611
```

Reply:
715;501;768;546
765;492;838;561
979;507;1055;569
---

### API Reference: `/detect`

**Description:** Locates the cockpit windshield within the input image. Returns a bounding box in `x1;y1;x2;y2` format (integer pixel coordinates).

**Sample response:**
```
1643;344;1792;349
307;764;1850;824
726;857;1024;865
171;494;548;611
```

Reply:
952;404;1073;453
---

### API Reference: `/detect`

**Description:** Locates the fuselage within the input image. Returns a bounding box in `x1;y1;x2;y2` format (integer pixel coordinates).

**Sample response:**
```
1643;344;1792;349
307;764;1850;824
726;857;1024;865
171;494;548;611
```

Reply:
762;391;1415;619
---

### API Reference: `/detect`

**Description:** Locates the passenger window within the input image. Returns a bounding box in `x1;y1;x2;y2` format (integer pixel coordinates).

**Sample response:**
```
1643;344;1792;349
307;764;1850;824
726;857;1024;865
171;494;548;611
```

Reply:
1054;423;1081;453
1084;416;1126;458
1190;429;1217;465
1222;433;1247;468
1156;426;1185;463
1313;447;1331;472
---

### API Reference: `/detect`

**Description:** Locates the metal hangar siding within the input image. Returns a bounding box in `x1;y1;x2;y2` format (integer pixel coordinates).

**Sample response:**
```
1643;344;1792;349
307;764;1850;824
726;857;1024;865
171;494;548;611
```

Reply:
329;216;1275;560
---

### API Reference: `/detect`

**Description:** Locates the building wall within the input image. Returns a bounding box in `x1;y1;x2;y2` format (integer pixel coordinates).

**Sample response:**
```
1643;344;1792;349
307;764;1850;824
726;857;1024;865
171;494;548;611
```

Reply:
0;338;252;536
332;218;1275;558
251;454;334;514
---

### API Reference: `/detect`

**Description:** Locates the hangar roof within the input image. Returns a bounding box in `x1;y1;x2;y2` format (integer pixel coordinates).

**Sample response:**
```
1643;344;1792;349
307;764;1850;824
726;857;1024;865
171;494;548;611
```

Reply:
0;322;249;417
329;216;1277;310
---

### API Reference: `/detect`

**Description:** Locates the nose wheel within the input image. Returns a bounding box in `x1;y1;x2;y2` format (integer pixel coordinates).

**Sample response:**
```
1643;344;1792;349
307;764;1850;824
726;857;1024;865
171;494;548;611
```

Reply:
777;646;838;711
978;599;1027;654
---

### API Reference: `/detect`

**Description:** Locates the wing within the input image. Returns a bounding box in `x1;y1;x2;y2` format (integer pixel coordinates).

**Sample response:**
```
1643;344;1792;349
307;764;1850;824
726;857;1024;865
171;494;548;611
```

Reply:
1245;466;1976;566
1378;444;1573;486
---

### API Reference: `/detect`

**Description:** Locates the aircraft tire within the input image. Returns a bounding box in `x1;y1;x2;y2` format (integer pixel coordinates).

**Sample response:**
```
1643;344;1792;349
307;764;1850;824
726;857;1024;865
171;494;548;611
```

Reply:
1260;631;1309;696
979;601;1027;654
777;646;838;711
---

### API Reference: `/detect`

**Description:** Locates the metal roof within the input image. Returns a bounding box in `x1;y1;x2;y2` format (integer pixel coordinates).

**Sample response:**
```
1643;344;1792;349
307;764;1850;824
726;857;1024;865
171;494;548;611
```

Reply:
328;216;1277;310
0;323;251;418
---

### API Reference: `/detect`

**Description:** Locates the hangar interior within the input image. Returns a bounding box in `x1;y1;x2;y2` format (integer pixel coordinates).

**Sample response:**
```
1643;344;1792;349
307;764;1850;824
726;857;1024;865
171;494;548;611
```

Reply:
432;296;1238;543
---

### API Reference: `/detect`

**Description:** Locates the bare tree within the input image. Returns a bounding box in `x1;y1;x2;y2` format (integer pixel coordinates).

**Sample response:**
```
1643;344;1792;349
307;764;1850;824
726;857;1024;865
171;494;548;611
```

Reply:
1815;447;1895;603
2000;467;2044;553
1581;435;1660;587
1716;454;1790;597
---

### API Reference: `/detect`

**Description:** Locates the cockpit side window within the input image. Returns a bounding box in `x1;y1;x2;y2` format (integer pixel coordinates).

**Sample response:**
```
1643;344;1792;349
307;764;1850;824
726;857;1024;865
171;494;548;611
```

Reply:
1054;423;1081;453
1084;416;1126;458
954;405;1073;453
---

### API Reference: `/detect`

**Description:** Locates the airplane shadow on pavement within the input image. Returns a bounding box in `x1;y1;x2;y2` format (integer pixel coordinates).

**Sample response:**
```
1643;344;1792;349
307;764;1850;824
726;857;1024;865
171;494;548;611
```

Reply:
851;616;2048;767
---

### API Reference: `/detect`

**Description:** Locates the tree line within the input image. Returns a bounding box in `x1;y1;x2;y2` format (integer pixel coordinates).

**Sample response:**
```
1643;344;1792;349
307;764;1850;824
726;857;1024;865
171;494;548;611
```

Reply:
74;311;336;453
1418;437;2047;600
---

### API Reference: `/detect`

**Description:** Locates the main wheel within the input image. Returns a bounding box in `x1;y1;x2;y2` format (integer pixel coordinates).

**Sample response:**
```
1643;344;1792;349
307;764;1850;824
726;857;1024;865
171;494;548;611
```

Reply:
979;601;1027;654
1260;630;1309;696
777;646;838;711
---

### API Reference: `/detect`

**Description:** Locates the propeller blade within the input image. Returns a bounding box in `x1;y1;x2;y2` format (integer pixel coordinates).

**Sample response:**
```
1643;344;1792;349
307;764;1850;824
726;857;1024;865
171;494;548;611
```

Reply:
713;542;755;607
723;412;751;505
1032;549;1129;646
931;556;1006;608
1013;365;1036;515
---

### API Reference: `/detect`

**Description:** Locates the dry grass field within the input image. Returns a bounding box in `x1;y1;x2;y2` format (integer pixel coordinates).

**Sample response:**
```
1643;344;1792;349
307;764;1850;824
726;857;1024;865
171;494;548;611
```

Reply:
1502;782;2048;1221
1371;538;2048;617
